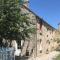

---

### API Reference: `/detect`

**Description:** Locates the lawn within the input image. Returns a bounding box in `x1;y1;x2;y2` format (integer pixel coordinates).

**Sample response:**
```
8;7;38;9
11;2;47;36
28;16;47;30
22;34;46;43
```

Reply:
54;54;60;60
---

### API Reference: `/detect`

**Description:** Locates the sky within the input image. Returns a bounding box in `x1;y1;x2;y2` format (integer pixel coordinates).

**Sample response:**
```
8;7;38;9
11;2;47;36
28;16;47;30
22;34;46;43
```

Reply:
29;0;60;29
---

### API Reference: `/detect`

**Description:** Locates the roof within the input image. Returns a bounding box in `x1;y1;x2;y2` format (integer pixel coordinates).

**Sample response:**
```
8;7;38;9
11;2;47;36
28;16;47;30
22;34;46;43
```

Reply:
22;5;56;30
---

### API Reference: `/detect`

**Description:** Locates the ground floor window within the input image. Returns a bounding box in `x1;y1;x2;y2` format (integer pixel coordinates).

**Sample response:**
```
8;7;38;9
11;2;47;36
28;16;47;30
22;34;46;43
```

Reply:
26;50;29;56
40;50;42;53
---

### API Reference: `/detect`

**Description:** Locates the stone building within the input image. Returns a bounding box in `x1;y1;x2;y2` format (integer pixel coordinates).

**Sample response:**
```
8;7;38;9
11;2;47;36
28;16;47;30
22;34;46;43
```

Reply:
20;0;58;57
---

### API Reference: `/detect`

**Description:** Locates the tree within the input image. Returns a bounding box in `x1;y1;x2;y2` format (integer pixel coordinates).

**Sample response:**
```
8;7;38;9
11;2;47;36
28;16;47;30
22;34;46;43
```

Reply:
0;0;36;46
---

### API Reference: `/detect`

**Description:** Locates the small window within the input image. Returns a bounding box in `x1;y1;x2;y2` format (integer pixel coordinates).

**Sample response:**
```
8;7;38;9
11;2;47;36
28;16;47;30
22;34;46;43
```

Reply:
59;44;60;46
40;50;42;53
40;33;42;35
18;46;21;49
47;40;50;44
26;50;29;56
49;41;50;44
40;39;42;43
46;49;48;54
51;39;52;40
47;35;48;37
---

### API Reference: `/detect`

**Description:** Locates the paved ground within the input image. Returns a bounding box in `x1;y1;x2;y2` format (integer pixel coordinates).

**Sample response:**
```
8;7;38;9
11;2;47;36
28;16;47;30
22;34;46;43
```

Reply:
28;51;60;60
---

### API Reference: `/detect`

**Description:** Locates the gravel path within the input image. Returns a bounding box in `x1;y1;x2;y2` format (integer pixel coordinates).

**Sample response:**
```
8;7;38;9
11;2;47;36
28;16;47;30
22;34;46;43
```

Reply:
28;51;60;60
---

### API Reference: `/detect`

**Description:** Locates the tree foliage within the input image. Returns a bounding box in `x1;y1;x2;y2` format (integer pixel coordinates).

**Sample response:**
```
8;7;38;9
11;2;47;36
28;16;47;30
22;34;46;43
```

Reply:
0;0;36;43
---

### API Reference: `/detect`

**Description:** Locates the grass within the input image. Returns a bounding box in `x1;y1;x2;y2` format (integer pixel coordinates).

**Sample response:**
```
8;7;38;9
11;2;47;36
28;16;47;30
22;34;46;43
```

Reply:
54;54;60;60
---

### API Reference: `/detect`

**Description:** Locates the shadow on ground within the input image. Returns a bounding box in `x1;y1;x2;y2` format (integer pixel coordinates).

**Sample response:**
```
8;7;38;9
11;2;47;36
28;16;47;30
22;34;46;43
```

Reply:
15;56;30;60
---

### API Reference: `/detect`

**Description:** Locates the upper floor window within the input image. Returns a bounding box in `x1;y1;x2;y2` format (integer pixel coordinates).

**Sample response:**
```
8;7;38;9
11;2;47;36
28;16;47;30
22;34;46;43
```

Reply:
47;35;48;37
40;39;42;43
40;33;42;35
40;50;42;53
46;49;48;54
51;39;52;40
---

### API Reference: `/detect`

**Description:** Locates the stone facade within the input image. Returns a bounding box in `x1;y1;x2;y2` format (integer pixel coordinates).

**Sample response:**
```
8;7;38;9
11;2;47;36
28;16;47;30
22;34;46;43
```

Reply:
20;0;59;57
36;18;56;56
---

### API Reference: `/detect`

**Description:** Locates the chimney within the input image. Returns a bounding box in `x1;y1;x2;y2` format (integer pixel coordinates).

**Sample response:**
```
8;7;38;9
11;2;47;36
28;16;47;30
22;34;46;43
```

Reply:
20;0;29;7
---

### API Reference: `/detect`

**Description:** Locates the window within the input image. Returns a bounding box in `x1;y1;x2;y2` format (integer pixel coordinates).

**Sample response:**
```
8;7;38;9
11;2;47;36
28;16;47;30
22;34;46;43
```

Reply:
49;41;50;44
40;33;42;35
40;39;42;43
59;44;60;46
46;49;48;54
18;45;21;49
47;40;50;44
47;35;48;37
40;50;42;53
26;50;29;56
51;39;52;40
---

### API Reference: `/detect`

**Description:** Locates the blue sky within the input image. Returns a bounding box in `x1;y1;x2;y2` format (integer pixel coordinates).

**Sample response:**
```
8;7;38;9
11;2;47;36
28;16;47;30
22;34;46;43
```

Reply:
29;0;60;29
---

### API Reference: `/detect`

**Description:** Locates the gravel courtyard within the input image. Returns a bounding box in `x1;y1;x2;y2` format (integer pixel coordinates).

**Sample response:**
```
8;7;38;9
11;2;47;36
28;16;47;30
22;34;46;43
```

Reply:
28;51;60;60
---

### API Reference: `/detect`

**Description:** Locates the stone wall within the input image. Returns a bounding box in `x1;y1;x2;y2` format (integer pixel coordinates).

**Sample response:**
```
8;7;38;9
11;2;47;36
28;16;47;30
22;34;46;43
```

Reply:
36;18;56;56
20;5;57;57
